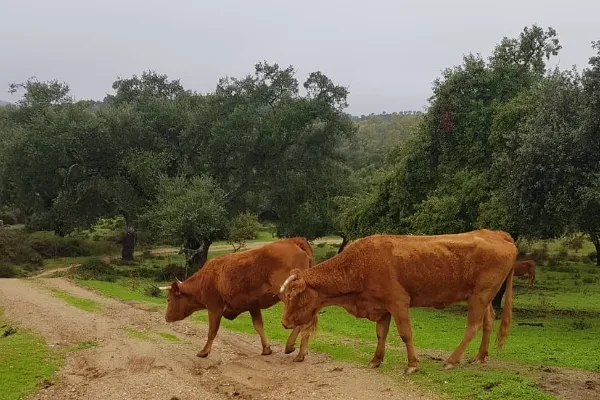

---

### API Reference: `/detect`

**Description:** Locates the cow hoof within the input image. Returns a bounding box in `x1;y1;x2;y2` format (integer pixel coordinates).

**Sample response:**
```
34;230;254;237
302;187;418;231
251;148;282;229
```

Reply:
368;359;382;368
405;366;418;375
443;362;455;370
284;345;295;354
197;351;209;358
293;354;305;362
471;357;486;365
261;346;273;356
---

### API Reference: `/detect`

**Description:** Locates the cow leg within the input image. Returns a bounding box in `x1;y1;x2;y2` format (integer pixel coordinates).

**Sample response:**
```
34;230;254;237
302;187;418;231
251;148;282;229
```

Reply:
444;294;487;369
249;308;273;355
293;326;311;362
369;313;391;368
391;305;419;374
472;304;495;364
284;327;301;354
529;269;535;289
197;308;223;358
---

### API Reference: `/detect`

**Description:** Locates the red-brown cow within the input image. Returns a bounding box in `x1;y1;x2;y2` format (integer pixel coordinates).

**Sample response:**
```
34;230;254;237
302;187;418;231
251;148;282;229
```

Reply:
279;229;517;374
513;259;536;288
161;237;316;361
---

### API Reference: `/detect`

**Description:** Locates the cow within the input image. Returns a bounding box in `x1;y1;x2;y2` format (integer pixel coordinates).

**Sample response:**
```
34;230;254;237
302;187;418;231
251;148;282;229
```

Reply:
160;237;317;362
513;259;536;288
279;229;517;374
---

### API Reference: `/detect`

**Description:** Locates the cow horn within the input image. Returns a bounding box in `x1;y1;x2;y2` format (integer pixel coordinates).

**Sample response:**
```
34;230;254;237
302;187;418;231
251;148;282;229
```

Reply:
279;274;297;293
157;286;171;290
175;277;183;284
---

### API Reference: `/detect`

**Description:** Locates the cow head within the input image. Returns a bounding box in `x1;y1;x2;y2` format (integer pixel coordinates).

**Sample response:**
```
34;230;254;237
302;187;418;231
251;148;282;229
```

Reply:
161;280;204;322
279;268;319;329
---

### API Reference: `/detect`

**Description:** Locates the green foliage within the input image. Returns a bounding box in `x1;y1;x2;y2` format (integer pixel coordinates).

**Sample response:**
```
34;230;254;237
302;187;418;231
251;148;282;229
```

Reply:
146;175;229;247
227;212;261;251
75;258;116;281
0;229;43;275
28;236;91;258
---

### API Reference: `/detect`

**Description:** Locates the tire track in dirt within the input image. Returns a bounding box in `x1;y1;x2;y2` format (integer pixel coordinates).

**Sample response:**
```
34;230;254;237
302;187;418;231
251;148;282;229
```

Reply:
0;277;437;400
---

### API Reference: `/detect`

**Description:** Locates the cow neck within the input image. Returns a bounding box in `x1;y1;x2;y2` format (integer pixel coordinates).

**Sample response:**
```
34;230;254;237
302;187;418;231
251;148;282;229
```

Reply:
180;268;206;298
304;252;363;299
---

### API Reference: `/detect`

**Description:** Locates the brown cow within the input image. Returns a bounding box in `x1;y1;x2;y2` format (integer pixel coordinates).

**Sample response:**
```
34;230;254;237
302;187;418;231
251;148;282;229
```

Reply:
160;237;316;361
279;229;517;374
513;259;536;288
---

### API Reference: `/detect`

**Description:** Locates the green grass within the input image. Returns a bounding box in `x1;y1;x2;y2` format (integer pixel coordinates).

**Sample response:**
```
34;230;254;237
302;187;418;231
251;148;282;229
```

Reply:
156;331;180;342
0;310;62;400
78;255;600;400
125;328;151;340
68;340;98;352
42;256;94;271
51;289;101;312
79;280;166;305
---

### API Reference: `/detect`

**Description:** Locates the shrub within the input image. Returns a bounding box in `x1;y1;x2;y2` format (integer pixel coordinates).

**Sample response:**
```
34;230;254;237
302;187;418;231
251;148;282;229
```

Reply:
315;250;337;264
228;212;261;252
567;234;585;253
571;319;592;330
75;258;116;281
29;237;91;258
0;229;43;273
155;263;189;282
587;251;598;263
144;285;163;298
530;243;549;264
0;264;16;278
556;247;569;261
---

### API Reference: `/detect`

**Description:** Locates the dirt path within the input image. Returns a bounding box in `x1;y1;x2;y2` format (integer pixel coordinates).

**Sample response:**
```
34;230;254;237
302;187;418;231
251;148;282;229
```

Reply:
0;277;437;400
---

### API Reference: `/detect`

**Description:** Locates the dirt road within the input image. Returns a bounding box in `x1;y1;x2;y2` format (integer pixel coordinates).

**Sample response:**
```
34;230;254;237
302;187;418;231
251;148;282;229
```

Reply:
0;277;437;400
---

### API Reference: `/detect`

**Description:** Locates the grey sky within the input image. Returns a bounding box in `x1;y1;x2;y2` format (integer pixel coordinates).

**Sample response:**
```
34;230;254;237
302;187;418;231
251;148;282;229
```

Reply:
1;0;598;115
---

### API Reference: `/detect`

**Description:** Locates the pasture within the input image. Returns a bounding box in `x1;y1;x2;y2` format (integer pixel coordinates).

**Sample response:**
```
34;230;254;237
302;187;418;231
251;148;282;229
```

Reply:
1;228;599;400
70;241;600;400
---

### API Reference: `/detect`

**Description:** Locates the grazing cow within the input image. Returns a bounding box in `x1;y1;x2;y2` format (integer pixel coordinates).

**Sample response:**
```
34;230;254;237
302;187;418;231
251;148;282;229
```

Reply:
279;229;517;374
513;259;536;288
160;237;316;361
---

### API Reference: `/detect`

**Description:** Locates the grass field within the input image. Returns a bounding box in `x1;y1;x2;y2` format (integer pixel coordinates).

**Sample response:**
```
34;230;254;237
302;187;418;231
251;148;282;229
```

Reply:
51;289;101;312
74;246;600;400
0;309;62;400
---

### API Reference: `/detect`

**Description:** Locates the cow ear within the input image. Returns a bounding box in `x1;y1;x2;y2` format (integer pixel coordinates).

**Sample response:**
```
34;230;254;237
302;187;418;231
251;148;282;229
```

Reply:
171;281;181;295
290;278;306;297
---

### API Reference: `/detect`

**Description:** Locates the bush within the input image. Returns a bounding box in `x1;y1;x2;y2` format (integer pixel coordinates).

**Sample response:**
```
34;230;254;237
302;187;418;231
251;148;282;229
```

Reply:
29;237;92;258
315;250;338;264
587;251;598;263
530;243;549;264
228;212;261;252
582;276;597;284
567;235;585;253
0;207;22;225
155;263;189;282
0;264;16;278
571;319;592;330
144;285;163;298
0;229;43;273
75;258;116;281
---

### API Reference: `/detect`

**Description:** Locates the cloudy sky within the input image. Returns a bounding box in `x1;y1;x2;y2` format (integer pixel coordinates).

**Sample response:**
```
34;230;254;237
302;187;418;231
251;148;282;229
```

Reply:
1;0;598;115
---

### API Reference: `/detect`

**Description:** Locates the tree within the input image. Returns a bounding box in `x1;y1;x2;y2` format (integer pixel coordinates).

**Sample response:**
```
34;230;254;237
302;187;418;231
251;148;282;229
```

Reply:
145;175;229;269
227;212;261;252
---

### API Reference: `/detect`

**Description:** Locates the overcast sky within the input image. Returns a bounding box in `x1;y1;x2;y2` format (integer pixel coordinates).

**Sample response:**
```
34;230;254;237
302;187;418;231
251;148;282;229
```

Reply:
1;0;598;115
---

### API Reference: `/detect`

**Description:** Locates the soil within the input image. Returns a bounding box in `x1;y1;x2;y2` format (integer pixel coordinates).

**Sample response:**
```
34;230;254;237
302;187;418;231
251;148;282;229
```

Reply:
0;277;437;400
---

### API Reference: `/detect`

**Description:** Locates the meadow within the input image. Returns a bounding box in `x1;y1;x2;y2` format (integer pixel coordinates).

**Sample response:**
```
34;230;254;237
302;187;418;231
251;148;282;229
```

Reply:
2;225;599;400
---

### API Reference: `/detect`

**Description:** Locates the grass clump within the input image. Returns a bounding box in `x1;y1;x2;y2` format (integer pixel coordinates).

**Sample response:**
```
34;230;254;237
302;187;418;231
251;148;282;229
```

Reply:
75;258;116;281
0;309;61;400
68;340;98;352
51;290;101;312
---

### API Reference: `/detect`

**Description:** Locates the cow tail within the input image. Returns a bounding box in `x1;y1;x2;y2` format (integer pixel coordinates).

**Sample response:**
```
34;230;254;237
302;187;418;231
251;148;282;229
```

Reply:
496;267;514;351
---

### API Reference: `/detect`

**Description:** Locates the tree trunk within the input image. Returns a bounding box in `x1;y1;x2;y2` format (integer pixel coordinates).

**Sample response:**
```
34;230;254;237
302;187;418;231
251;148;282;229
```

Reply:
593;236;600;266
338;237;350;254
183;237;212;272
121;225;136;261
